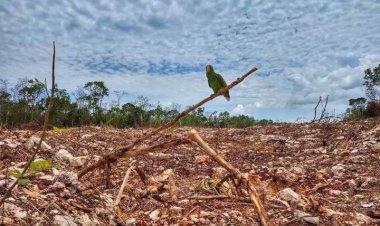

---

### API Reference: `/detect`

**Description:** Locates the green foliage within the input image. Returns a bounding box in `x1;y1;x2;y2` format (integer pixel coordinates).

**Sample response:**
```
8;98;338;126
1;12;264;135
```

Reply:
0;77;273;128
346;97;368;120
9;159;52;186
10;170;30;186
363;64;380;101
29;159;52;172
83;81;109;114
17;178;30;186
346;65;380;120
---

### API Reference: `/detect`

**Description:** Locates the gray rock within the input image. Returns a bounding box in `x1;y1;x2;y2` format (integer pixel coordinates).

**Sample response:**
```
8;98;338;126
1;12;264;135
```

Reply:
56;149;74;160
360;202;374;208
149;209;160;221
291;166;305;175
25;136;51;151
54;215;78;226
294;210;319;225
278;188;300;202
4;203;27;219
81;134;93;139
331;164;345;177
126;218;137;225
40;175;55;184
56;171;78;186
329;190;342;196
56;149;87;167
48;181;66;191
212;167;228;178
77;213;100;226
260;135;287;143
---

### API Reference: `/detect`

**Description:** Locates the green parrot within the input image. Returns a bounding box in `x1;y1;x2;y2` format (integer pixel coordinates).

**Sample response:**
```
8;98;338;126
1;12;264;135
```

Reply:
206;65;230;101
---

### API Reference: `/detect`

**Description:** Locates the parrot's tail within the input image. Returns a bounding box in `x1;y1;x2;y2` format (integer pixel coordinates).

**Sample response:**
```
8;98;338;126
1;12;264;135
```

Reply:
224;91;230;101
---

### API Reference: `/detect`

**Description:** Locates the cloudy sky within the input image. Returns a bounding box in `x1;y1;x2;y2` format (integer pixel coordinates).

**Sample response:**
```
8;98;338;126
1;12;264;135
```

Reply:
1;0;379;121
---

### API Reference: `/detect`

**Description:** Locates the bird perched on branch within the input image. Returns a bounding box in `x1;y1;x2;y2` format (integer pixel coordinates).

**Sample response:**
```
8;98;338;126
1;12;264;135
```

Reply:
205;65;230;101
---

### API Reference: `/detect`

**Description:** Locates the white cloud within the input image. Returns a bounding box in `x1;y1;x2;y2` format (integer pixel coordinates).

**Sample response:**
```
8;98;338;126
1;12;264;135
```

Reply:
0;0;379;121
232;104;247;116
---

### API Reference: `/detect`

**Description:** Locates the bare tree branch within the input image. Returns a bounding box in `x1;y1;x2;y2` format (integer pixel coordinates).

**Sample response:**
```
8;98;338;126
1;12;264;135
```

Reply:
311;96;322;123
318;95;329;122
78;67;258;178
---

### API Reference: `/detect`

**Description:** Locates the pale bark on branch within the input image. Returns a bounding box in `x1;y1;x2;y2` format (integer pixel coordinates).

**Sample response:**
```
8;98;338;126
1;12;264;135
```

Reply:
114;165;134;207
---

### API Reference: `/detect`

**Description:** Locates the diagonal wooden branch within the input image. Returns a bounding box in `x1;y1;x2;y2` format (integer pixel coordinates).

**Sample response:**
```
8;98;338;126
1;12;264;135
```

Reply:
188;129;272;226
121;139;190;159
78;67;258;178
0;41;56;207
114;165;134;207
188;130;242;181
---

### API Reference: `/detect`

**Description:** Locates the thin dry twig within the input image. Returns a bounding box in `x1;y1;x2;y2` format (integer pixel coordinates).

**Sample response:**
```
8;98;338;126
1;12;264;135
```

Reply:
114;165;134;207
318;95;329;122
312;96;322;123
78;67;258;178
0;41;56;207
187;195;251;203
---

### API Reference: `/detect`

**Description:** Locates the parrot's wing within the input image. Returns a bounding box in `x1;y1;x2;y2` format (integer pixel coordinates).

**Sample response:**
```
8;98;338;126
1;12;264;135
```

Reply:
216;73;228;87
208;79;211;88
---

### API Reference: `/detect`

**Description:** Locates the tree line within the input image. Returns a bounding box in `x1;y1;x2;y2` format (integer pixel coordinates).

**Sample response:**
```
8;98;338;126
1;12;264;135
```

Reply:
346;64;380;120
0;78;273;128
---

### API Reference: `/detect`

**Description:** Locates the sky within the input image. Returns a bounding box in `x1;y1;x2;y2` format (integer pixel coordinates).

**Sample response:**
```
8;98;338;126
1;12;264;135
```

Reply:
0;0;380;121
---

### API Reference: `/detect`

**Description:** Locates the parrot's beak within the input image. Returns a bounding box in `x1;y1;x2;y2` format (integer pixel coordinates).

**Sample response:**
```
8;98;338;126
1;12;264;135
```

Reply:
206;65;211;73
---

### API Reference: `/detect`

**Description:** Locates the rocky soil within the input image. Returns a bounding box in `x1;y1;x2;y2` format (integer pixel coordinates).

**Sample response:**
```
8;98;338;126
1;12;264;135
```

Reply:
1;118;380;225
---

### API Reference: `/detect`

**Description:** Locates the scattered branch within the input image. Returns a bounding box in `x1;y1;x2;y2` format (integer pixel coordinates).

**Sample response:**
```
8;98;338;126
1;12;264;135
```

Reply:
188;129;241;182
114;165;134;207
78;67;258;178
188;129;272;226
187;195;251;203
0;41;56;207
134;166;148;186
247;180;272;226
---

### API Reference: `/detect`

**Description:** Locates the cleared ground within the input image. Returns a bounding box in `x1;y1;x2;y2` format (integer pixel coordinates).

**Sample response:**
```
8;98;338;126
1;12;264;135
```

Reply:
1;118;380;225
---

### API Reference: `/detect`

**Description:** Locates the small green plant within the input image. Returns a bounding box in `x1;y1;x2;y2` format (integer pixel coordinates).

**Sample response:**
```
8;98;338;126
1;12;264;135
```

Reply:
9;159;52;186
29;159;52;172
52;126;71;134
9;170;30;186
193;178;221;193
